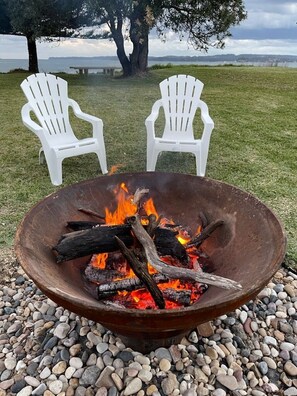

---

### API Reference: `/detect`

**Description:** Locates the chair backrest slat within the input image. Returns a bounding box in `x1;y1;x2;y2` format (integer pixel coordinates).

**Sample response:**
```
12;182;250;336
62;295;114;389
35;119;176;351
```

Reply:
160;75;204;139
21;73;73;139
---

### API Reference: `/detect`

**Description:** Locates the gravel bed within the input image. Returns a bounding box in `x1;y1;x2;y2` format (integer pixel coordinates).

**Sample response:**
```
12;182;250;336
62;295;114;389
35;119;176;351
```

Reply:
0;252;297;396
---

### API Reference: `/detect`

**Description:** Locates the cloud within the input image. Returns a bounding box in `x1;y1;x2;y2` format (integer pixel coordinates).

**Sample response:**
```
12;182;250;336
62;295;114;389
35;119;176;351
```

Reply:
1;0;297;60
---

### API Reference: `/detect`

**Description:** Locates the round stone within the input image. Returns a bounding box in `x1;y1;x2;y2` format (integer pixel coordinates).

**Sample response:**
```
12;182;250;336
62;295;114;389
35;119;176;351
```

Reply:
284;361;297;377
4;357;17;370
48;380;63;394
69;357;83;369
123;378;142;396
159;358;171;372
54;323;70;339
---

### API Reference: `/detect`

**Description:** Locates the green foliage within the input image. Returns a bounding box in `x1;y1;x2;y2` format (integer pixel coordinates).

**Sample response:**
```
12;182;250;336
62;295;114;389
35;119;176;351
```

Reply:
0;0;12;34
0;66;296;268
155;0;247;51
1;0;84;38
149;63;174;70
80;0;246;75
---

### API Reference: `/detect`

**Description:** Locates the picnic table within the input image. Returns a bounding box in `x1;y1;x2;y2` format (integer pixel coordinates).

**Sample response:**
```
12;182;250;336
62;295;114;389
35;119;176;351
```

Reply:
70;66;121;76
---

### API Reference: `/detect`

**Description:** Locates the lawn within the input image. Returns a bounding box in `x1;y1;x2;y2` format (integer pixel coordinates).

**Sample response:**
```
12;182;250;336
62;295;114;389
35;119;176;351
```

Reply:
0;66;296;267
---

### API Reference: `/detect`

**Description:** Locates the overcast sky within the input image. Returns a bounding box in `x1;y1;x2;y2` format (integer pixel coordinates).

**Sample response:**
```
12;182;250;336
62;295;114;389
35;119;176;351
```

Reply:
1;0;297;59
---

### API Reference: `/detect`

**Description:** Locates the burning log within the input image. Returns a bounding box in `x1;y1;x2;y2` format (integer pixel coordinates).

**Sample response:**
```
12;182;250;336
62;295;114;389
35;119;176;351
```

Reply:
154;227;188;266
53;224;133;263
85;266;125;283
115;236;165;309
95;278;192;306
67;221;100;231
163;289;192;306
95;273;169;298
186;219;224;248
127;215;242;291
53;223;188;265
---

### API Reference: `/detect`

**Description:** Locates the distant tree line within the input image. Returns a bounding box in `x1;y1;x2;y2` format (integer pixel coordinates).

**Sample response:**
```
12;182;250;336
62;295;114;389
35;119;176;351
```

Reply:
0;0;247;76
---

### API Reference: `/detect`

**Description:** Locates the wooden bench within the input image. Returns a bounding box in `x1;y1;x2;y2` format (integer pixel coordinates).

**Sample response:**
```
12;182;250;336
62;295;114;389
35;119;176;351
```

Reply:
70;66;121;76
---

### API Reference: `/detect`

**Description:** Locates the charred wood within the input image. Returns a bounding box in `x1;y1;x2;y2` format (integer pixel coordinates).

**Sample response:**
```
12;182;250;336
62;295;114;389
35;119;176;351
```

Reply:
85;265;125;284
127;215;242;291
115;236;165;309
67;221;100;231
95;273;169;298
162;289;192;306
186;220;224;248
53;224;188;264
78;208;105;220
53;224;133;263
154;228;188;266
199;211;209;229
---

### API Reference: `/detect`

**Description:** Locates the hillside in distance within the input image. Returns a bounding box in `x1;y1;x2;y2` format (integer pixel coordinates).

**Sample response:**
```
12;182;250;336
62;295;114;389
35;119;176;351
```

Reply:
48;54;297;63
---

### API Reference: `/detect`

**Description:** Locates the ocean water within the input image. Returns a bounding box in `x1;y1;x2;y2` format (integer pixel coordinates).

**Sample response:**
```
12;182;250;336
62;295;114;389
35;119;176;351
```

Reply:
0;57;296;73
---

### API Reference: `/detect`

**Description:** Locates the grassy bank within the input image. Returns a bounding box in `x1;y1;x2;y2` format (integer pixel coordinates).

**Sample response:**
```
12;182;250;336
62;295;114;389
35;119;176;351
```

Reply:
0;66;296;266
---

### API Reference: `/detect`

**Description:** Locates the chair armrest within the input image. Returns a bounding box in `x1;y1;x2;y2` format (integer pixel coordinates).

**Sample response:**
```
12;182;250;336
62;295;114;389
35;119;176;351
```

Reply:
199;100;214;127
145;99;163;138
198;100;214;147
68;98;104;138
21;103;44;135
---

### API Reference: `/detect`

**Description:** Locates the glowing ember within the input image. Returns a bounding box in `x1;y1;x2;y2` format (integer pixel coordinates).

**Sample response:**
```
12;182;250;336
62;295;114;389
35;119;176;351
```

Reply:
88;183;207;310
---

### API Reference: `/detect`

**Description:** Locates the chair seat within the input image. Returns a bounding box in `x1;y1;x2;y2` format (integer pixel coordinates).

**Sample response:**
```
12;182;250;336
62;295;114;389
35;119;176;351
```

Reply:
154;138;201;146
53;138;98;151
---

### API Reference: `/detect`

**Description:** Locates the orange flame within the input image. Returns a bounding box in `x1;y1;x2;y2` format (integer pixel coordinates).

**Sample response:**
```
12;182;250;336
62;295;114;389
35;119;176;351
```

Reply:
90;252;108;269
105;183;137;225
108;164;124;176
90;182;204;309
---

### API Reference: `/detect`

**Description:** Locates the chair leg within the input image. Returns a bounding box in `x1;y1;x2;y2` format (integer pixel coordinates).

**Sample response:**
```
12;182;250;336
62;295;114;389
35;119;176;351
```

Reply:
147;146;160;171
46;155;63;186
195;152;205;177
39;148;46;165
96;150;108;175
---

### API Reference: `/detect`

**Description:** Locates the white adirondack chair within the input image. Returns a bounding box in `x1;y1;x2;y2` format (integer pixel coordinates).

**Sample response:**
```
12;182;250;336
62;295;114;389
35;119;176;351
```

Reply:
145;74;214;176
20;73;108;186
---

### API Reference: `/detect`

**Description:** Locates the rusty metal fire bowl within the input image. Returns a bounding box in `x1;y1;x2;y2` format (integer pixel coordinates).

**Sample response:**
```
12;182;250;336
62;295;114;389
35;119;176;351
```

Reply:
15;172;286;353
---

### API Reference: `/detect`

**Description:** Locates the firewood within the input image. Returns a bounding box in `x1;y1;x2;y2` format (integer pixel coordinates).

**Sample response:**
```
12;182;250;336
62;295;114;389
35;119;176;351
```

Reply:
127;215;242;291
162;289;192;306
154;227;188;266
78;207;105;220
199;211;209;228
53;223;188;264
132;188;149;207
84;265;124;283
94;273;192;306
115;236;165;309
186;219;224;248
95;273;169;299
67;221;100;231
53;224;133;263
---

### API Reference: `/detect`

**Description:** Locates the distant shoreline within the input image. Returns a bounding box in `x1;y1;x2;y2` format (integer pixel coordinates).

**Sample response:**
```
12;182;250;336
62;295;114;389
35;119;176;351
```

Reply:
2;54;297;63
1;54;297;73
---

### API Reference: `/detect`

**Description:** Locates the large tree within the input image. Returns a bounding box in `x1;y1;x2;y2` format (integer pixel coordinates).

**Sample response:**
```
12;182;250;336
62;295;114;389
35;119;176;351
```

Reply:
83;0;247;76
0;0;85;72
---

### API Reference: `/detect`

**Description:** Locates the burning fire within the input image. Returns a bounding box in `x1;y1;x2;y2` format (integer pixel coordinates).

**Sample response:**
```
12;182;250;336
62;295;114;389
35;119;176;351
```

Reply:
90;183;205;310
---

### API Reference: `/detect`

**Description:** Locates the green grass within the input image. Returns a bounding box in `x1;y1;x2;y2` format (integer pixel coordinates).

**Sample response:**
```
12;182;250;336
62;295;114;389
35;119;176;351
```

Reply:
0;66;297;267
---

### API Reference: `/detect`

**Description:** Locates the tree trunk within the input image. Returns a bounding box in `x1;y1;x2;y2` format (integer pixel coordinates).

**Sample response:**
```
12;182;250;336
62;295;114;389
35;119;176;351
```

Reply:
113;33;132;77
26;34;39;73
130;32;149;75
129;9;149;75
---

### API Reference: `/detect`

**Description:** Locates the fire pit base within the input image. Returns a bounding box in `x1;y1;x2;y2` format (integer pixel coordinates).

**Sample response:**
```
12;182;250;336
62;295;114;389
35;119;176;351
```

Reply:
15;172;286;354
118;332;187;354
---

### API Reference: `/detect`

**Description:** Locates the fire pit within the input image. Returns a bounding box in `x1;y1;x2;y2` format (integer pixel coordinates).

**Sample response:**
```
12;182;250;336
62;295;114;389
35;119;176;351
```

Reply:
15;172;286;352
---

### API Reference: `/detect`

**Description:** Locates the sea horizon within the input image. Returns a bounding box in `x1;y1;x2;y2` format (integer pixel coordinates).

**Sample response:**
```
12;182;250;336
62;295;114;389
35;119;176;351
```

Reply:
1;54;297;73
